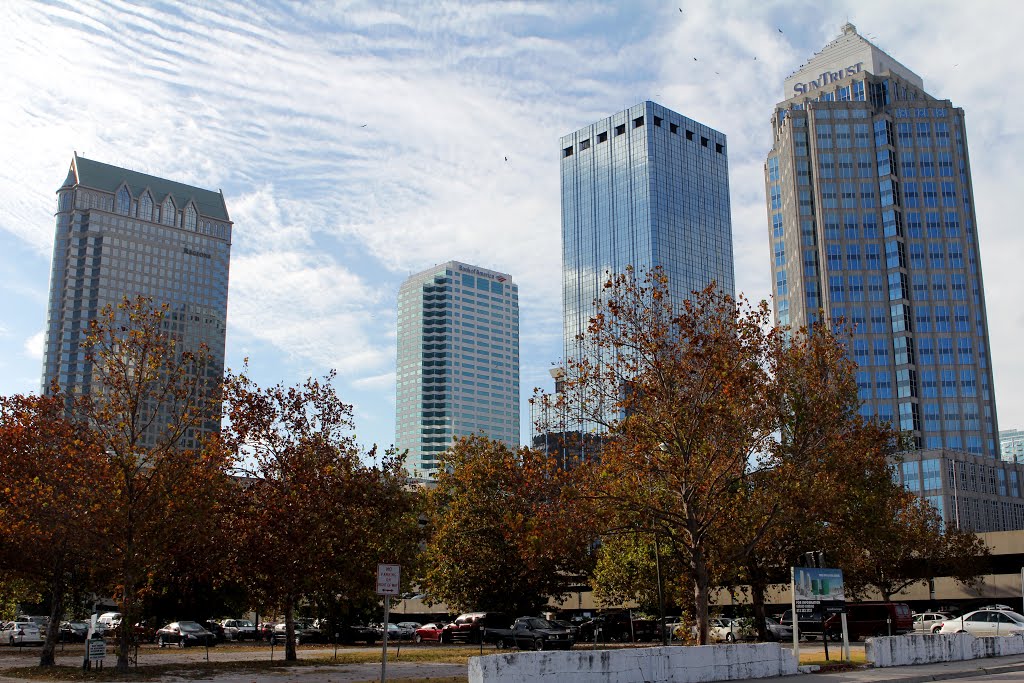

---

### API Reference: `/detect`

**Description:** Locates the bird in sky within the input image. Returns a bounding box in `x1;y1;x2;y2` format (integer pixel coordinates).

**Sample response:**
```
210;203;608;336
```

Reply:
679;7;683;12
693;57;697;61
778;28;783;33
504;156;508;161
360;124;367;127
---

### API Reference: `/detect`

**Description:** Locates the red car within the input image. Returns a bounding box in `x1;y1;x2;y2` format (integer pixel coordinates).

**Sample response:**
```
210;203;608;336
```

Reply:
414;623;445;643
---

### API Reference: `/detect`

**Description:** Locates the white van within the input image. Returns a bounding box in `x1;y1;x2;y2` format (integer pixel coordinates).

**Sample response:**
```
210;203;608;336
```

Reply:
97;612;122;632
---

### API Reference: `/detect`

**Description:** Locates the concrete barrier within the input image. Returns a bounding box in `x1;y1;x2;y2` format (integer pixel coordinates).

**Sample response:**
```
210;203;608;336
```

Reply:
867;632;1024;668
468;642;798;683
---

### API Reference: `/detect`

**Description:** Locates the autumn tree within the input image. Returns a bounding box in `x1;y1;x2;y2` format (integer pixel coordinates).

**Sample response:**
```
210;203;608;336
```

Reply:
77;296;232;672
536;268;778;644
221;370;420;661
0;392;107;666
837;472;989;601
420;435;596;617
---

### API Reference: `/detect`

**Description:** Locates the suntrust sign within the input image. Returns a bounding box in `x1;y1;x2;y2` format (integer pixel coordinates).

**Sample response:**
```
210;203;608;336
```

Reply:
792;62;864;95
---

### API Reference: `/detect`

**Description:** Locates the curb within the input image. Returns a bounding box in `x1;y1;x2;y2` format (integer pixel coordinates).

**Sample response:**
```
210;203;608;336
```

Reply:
863;660;1024;682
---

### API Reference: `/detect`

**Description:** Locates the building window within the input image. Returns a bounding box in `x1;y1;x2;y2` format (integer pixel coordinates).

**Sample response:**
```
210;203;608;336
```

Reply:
162;196;175;226
138;191;153;221
563;146;573;157
185;204;198;231
116;186;131;215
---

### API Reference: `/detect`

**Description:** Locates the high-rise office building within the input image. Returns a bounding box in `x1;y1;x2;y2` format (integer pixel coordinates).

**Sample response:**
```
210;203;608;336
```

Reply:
43;153;232;446
396;261;519;478
767;26;1015;530
560;101;734;366
1001;429;1024;464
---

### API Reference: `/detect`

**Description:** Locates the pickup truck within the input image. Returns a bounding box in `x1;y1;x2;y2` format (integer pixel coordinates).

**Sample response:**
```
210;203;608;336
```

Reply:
441;612;512;645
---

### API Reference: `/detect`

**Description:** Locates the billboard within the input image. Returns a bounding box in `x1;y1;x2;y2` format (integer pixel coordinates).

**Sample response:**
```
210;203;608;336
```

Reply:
793;567;846;616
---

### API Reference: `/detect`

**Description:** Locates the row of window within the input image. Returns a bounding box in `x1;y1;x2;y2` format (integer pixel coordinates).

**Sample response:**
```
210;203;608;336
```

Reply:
563;115;724;158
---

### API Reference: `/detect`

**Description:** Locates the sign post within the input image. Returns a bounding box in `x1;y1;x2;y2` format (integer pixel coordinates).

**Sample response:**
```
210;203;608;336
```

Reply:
793;566;848;661
376;563;401;683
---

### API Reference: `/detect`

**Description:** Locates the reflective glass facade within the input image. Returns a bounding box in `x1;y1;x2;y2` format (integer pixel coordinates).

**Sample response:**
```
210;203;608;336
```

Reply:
43;154;232;449
396;261;519;477
766;25;999;458
560;101;734;365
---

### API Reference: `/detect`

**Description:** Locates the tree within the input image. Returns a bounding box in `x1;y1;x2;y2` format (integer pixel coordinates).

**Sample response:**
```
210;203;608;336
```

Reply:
536;268;777;644
77;296;232;672
420;435;596;616
839;475;989;601
221;370;420;661
0;392;106;666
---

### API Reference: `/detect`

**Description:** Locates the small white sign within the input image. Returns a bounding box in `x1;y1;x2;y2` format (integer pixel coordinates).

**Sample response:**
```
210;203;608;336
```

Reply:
376;563;401;596
88;638;106;662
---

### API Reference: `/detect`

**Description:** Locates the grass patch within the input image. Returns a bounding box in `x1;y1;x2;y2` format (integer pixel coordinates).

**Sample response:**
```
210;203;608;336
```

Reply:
798;648;867;667
2;647;478;681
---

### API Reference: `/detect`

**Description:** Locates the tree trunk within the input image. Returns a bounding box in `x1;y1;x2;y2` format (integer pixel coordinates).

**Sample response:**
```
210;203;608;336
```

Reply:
751;580;768;642
285;598;297;661
692;548;711;645
39;569;66;667
117;574;135;672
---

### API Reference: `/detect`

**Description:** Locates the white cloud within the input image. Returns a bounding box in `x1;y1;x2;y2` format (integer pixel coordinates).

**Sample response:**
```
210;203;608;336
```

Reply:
22;330;44;360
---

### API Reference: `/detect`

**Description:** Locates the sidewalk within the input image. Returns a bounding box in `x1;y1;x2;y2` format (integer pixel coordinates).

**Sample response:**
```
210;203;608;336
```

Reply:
735;653;1024;683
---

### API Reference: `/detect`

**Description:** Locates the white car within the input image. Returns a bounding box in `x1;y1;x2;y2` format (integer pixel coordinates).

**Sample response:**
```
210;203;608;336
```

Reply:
708;617;741;643
913;612;951;633
935;609;1024;636
220;619;256;641
3;621;43;646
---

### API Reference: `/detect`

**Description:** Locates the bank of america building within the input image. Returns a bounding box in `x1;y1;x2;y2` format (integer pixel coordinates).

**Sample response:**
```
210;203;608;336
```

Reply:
766;25;1024;531
396;261;520;478
43;154;231;447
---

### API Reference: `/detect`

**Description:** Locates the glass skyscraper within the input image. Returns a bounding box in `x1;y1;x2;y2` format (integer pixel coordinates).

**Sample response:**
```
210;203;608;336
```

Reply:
396;261;519;478
43;154;232;447
766;23;998;456
769;26;1019;531
560;101;734;366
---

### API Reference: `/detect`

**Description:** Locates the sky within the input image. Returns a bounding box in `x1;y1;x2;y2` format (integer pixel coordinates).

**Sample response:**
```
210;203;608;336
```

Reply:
1;0;1022;456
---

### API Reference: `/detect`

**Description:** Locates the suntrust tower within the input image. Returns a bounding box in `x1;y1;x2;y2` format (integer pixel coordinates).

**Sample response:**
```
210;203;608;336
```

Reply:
766;24;1023;531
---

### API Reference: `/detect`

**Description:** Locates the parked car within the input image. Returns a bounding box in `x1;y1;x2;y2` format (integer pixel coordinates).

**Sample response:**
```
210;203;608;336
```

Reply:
441;612;511;644
220;618;257;642
936;609;1024;637
156;621;217;648
2;621;43;646
414;623;445;643
708;617;744;643
764;616;793;642
824;602;914;640
259;622;277;641
913;612;953;634
59;621;89;643
511;617;575;651
394;622;421;640
108;621;157;643
96;612;122;631
778;609;825;640
577;613;657;642
549;619;580;638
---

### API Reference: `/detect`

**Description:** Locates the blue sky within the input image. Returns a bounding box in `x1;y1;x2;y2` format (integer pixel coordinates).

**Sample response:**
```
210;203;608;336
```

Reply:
1;0;1022;454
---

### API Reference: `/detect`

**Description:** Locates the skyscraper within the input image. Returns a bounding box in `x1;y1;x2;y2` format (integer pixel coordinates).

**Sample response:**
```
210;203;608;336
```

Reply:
396;261;519;478
43;153;232;446
767;26;1018;530
560;101;734;366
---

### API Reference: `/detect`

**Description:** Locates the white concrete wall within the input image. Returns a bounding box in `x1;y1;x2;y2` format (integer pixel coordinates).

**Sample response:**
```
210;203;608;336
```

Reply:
867;632;1024;668
468;643;798;683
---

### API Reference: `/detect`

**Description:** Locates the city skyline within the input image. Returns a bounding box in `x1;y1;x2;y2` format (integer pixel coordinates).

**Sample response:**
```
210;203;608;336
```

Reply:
1;1;1022;456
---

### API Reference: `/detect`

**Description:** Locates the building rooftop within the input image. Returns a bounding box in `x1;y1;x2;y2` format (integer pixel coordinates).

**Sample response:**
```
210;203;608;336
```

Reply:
63;153;230;222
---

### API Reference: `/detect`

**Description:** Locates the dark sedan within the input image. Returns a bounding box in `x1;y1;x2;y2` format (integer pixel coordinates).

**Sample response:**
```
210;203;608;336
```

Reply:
59;621;89;642
511;617;575;651
156;621;217;648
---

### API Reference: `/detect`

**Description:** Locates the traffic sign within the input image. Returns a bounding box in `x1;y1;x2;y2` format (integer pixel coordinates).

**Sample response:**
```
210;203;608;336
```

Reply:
376;563;400;596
